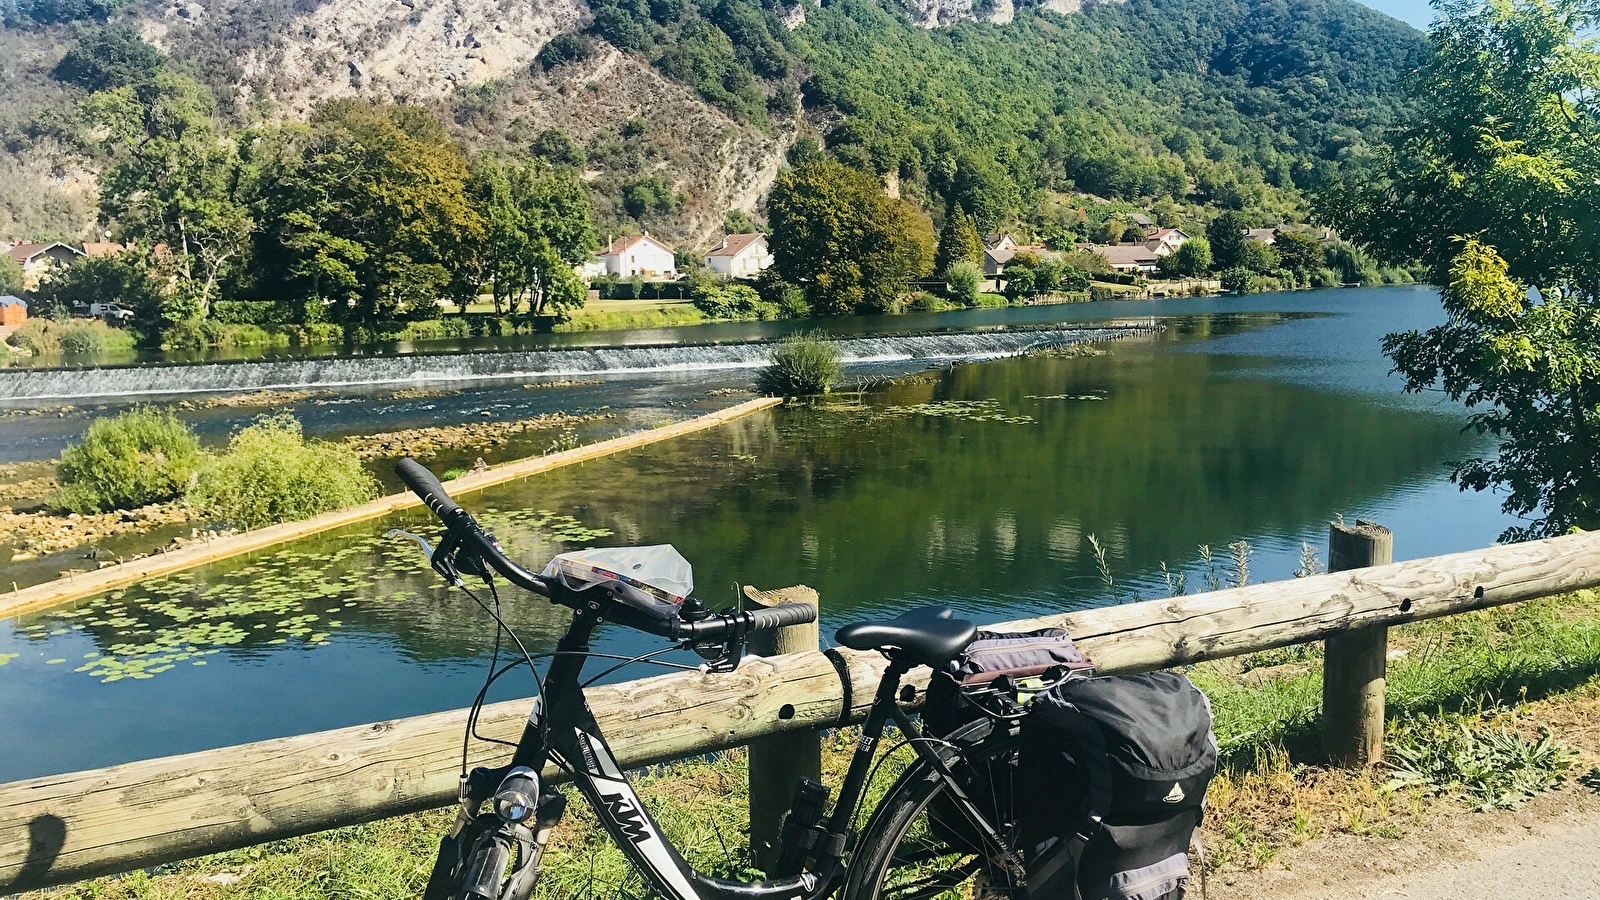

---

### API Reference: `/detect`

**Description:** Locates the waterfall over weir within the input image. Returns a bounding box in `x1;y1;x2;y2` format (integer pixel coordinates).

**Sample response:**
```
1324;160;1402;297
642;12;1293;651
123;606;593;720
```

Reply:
0;324;1153;403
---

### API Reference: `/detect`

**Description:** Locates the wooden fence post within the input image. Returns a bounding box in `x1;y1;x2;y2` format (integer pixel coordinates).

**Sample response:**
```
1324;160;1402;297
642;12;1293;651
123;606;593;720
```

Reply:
1322;520;1393;767
742;585;823;872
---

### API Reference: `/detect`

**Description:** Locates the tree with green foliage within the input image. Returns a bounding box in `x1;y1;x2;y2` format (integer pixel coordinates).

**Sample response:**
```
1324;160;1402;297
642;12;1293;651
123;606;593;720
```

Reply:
1237;239;1280;274
768;160;935;315
1322;0;1600;540
1162;237;1212;277
54;407;201;512
1205;211;1249;271
621;174;681;221
52;26;163;92
944;260;982;305
530;128;584;168
537;33;592;69
934;205;984;276
87;73;251;328
0;254;22;296
247;100;482;326
31;251;167;339
457;156;597;317
787;137;824;166
188;413;377;529
1273;230;1322;277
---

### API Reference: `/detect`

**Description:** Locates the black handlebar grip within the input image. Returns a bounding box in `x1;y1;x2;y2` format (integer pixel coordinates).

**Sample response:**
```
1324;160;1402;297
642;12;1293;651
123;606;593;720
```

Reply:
748;602;818;632
395;457;464;520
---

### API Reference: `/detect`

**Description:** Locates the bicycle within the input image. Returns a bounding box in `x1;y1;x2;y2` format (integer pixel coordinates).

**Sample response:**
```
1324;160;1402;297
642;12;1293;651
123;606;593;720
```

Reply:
394;458;1032;900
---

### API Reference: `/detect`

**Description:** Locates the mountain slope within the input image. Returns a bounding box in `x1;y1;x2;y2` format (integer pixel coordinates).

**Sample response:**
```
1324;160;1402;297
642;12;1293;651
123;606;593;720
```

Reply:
0;0;1422;248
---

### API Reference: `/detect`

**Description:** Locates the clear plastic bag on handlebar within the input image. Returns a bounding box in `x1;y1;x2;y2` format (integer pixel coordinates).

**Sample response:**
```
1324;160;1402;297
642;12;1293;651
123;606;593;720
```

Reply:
541;545;693;619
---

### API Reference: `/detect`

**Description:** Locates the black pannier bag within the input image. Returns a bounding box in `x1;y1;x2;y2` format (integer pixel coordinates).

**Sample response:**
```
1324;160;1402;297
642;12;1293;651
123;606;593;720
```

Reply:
1018;672;1216;900
920;629;1095;855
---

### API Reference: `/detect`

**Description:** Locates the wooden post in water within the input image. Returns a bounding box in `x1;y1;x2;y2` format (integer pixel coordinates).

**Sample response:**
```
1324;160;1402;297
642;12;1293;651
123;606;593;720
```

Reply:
742;585;823;871
1322;520;1393;767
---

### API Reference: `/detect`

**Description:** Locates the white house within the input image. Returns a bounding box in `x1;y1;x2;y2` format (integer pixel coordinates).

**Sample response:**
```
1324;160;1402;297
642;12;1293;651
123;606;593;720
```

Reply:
1143;228;1190;257
599;234;677;279
703;233;773;278
577;257;609;280
1098;244;1161;274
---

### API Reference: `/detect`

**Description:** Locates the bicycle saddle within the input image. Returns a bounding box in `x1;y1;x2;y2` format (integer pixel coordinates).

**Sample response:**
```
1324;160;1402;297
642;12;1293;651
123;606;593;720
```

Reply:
835;606;977;668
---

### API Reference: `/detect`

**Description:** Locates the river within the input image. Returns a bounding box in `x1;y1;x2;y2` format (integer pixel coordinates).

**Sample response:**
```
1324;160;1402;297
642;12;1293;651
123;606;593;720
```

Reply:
0;286;1518;781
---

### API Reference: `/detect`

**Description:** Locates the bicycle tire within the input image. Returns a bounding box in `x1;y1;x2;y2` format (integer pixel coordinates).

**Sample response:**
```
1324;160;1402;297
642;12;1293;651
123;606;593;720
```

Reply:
840;732;1025;900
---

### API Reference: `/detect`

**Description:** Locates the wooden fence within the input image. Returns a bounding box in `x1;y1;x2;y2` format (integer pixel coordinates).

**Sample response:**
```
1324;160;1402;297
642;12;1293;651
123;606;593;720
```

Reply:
5;523;1600;893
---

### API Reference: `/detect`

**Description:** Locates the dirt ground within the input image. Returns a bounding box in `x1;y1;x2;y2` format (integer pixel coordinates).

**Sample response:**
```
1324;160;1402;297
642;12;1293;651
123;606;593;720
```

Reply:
1212;694;1600;899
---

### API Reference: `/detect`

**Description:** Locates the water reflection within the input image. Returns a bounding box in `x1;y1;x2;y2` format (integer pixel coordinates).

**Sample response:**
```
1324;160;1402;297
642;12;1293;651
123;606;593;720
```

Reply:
1;288;1518;780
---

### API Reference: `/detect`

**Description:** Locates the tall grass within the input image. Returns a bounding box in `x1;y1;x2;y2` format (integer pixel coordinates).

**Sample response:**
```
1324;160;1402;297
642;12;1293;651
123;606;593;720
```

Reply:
755;331;843;397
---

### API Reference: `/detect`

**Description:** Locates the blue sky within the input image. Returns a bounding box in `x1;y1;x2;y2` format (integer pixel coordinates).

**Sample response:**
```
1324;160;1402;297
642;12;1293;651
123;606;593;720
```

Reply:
1358;0;1434;30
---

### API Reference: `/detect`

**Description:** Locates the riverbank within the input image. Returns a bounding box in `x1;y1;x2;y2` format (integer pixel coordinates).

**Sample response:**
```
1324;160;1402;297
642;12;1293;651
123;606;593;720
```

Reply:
22;590;1599;898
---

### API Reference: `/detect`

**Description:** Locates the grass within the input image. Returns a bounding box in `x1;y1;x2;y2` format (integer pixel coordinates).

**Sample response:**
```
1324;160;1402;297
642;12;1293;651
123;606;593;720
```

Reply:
554;303;708;332
31;592;1600;898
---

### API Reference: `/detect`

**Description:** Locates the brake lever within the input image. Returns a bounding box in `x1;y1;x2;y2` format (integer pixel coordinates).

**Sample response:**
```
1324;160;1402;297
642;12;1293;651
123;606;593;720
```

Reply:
387;529;438;564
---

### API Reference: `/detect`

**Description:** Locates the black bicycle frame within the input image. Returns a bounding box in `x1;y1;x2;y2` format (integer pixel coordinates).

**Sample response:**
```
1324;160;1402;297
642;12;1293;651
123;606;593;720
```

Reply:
477;610;1016;900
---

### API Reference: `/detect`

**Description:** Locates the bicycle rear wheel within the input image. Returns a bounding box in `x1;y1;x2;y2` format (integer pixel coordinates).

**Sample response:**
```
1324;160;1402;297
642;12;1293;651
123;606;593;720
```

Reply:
841;733;1025;900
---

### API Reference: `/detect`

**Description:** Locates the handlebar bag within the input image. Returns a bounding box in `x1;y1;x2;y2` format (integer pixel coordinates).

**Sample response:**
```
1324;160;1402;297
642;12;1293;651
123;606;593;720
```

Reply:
1018;672;1216;900
541;545;693;621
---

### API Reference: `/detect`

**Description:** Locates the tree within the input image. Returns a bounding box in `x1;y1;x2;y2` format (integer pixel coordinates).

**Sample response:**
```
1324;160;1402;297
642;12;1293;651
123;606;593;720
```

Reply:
247;100;482;325
768;160;934;315
458;156;597;317
944;260;981;305
1219;266;1253;293
1237;239;1279;274
0;254;22;295
1170;237;1212;276
1273;230;1322;276
934;204;984;275
1205;211;1249;270
32;251;167;341
52;26;163;92
536;33;592;69
530;128;584;168
88;73;252;326
1321;0;1600;539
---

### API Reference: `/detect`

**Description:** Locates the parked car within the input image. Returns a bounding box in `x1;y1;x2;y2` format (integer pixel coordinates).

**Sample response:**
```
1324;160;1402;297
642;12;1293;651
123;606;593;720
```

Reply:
91;302;135;322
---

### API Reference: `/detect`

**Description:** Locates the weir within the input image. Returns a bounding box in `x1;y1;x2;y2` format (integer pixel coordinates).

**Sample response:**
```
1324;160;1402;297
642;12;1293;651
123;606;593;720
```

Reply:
0;324;1154;402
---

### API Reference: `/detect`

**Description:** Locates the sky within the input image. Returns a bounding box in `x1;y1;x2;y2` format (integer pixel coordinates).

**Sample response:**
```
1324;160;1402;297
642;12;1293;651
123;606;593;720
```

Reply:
1358;0;1434;30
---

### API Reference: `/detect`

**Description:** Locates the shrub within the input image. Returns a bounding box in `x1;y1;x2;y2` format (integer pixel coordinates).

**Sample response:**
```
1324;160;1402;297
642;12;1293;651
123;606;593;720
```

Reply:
1219;266;1253;293
1310;267;1341;288
944;261;982;305
7;320;60;354
907;291;954;312
55;407;202;512
537;33;592;69
58;322;108;355
188;414;378;530
755;332;843;397
691;283;778;320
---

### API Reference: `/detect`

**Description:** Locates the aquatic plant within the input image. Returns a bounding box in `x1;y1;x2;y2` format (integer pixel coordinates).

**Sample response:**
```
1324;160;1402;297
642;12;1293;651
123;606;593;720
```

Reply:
755;332;842;397
54;407;202;513
188;414;378;530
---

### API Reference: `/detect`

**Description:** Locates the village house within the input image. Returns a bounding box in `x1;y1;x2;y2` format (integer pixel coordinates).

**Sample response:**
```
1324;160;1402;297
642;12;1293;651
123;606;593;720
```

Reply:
82;241;127;258
1243;227;1280;245
1144;228;1190;257
1097;244;1162;275
703;233;772;278
5;241;82;291
983;238;1056;278
0;295;26;326
598;234;677;280
984;233;1020;253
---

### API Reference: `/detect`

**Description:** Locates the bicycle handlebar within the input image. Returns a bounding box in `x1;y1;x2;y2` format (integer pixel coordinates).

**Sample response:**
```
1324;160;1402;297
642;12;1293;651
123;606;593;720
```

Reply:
394;458;817;644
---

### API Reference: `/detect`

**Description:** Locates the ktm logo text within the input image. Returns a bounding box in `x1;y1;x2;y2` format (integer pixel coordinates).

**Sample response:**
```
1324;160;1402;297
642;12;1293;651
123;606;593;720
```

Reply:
602;794;651;843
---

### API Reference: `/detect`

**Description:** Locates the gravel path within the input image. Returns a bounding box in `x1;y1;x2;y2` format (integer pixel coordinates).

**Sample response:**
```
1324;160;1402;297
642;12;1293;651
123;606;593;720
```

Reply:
1212;783;1600;900
1296;820;1600;900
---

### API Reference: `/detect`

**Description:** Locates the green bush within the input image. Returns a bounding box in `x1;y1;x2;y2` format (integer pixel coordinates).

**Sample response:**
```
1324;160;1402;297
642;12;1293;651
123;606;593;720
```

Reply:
58;322;108;355
188;414;378;530
55;407;202;512
906;290;955;312
943;261;982;305
7;320;60;354
755;331;843;397
691;283;779;320
1309;267;1341;288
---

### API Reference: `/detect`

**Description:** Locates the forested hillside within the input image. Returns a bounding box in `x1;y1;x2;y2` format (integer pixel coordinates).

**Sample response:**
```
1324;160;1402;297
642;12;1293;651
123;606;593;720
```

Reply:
0;0;1422;246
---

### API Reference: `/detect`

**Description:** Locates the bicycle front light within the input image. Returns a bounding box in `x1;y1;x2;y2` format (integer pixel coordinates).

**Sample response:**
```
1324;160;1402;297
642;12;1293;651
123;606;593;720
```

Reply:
492;767;540;824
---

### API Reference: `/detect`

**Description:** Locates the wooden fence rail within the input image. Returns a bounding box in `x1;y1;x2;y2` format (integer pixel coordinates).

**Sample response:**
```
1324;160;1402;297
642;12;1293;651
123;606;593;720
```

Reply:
6;527;1600;893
